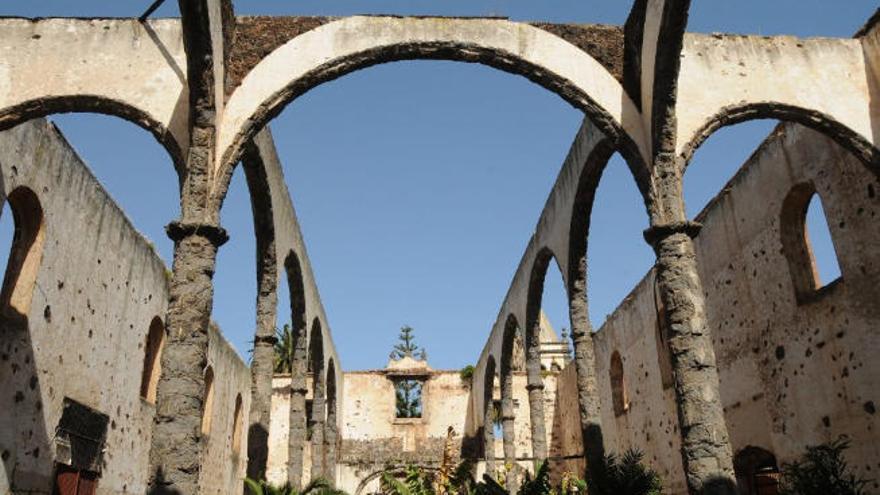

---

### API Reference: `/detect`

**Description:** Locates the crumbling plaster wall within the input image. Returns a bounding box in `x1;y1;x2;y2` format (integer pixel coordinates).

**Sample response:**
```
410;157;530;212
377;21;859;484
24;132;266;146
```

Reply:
0;120;249;495
589;123;880;494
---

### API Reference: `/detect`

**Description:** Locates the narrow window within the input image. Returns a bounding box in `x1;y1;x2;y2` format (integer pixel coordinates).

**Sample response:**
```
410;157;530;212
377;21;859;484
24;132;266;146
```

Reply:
0;187;45;318
201;366;215;435
780;183;842;302
805;194;842;285
139;317;165;404
231;394;244;455
394;377;424;419
610;351;628;416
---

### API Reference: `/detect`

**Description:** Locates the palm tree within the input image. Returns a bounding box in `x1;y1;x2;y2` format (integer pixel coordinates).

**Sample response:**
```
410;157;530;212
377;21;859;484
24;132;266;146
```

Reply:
274;324;295;373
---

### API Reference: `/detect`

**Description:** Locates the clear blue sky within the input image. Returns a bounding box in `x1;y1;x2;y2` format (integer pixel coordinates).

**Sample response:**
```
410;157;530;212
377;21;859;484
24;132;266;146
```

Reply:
0;1;871;370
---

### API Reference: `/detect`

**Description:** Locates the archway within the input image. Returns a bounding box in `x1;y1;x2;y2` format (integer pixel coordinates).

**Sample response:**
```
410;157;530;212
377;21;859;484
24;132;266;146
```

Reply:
482;355;498;476
216;16;651;194
325;360;339;486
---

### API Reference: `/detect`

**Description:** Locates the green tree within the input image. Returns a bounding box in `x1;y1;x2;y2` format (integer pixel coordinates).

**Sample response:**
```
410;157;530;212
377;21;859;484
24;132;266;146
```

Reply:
391;326;426;418
391;325;426;360
274;324;295;374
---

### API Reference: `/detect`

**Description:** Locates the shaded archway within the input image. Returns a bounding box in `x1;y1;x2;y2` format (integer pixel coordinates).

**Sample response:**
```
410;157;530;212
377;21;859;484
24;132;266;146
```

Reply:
324;359;339;486
482;355;498;476
307;318;327;481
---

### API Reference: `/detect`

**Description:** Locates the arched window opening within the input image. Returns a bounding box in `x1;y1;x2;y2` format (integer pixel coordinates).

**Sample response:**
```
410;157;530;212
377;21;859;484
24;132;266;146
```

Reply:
231;394;244;455
734;447;780;495
139;317;166;404
652;280;674;390
610;351;628;417
781;183;842;302
805;194;842;286
201;366;215;436
0;187;46;319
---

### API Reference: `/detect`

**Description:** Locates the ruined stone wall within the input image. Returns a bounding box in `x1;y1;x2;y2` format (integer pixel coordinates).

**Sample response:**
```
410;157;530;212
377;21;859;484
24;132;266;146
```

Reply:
547;365;584;485
0;120;250;495
583;123;880;494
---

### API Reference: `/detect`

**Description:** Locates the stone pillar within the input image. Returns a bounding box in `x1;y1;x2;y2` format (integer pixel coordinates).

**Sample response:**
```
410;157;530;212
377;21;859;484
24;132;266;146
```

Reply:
483;403;496;476
644;217;736;495
288;342;309;488
310;383;326;480
525;328;547;461
148;220;228;494
324;402;338;486
243;145;279;482
568;272;605;489
499;371;516;466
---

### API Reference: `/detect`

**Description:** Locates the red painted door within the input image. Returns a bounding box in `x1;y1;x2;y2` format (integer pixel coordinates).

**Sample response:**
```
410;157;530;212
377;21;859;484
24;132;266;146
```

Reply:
54;465;99;495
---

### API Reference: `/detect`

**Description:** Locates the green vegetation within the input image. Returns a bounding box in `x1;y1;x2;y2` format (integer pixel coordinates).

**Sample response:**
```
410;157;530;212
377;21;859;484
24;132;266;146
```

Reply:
244;477;346;495
589;449;662;495
779;437;871;495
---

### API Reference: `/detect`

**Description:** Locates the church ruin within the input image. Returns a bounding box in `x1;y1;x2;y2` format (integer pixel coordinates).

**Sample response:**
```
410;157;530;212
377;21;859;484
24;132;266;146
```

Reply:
0;1;878;494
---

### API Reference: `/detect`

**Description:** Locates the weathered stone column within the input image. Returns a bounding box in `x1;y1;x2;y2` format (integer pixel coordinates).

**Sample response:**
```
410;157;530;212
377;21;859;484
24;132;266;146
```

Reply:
483;401;496;476
568;271;605;489
324;401;338;485
288;343;309;488
148;220;228;494
310;381;326;480
644;202;736;494
243;149;278;482
499;371;516;466
525;329;548;461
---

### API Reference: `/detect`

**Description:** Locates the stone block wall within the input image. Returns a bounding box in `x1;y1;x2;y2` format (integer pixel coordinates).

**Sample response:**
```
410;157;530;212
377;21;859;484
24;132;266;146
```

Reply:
581;123;880;494
0;119;250;495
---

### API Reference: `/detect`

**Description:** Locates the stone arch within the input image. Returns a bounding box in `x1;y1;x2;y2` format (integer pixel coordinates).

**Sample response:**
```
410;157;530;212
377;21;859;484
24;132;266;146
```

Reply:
609;351;628;417
0;97;185;174
0;186;46;320
201;365;215;435
679;103;880;178
307;318;327;480
780;181;843;303
733;446;780;495
215;16;650;197
482;354;498;474
354;465;438;495
231;393;244;456
139;316;166;404
324;358;339;485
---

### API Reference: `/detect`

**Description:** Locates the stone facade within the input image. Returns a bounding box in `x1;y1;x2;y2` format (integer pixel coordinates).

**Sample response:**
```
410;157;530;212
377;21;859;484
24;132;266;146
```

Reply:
569;123;880;494
0;120;250;495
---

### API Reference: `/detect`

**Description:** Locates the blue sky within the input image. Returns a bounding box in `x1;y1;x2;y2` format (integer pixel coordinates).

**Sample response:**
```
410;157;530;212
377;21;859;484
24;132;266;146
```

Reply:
0;1;870;370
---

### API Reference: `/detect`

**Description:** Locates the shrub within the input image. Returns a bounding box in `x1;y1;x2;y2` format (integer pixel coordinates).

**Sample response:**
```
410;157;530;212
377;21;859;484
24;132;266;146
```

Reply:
590;449;662;495
779;437;872;495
